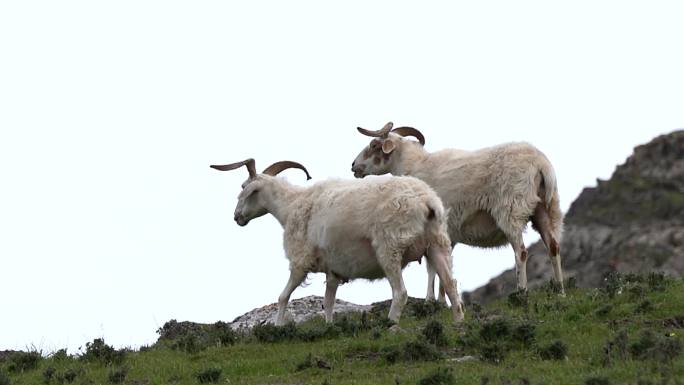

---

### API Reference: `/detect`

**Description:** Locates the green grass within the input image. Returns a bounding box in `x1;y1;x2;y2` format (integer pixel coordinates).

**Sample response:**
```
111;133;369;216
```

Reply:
2;273;684;385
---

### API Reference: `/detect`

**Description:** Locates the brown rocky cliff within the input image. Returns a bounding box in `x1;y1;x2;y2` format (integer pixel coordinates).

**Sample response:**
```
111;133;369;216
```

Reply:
465;130;684;304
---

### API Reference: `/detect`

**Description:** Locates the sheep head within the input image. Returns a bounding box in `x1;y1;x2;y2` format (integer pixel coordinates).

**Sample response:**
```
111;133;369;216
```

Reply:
351;122;425;178
210;158;311;226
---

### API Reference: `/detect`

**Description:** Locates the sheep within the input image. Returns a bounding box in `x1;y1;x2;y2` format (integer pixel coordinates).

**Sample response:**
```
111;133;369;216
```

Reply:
351;122;565;300
210;158;465;325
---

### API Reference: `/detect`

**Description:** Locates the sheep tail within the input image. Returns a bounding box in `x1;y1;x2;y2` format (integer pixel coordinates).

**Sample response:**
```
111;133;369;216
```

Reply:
425;201;451;250
540;163;558;209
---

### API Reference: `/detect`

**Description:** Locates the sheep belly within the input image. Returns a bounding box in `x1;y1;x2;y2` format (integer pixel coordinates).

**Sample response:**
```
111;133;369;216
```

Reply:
316;234;386;280
455;210;509;247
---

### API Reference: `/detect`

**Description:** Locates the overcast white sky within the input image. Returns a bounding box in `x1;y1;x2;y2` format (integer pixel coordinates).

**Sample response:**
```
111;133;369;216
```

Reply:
1;1;683;353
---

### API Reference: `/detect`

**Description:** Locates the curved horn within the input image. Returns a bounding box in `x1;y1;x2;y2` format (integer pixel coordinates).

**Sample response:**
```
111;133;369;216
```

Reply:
210;158;257;179
356;121;393;138
262;161;312;180
392;126;425;146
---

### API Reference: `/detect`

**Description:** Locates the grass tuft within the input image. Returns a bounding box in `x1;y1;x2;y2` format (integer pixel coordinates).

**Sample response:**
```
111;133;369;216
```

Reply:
196;367;221;384
417;367;456;385
422;320;448;347
538;340;568;361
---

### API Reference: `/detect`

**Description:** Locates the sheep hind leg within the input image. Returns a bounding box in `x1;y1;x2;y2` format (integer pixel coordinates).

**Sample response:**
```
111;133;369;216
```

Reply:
427;245;464;322
425;258;437;301
435;242;456;304
275;269;307;326
324;274;340;323
508;233;528;292
378;249;408;323
531;203;565;296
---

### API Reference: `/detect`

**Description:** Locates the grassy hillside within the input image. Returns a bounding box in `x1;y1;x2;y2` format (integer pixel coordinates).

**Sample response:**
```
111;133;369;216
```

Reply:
2;273;683;385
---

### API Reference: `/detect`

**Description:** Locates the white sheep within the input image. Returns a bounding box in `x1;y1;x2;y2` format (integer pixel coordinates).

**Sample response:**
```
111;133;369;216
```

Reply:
351;122;565;299
210;158;465;325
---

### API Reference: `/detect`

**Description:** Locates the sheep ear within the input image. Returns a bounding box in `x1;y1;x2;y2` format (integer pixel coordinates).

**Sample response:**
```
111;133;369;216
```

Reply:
382;139;396;154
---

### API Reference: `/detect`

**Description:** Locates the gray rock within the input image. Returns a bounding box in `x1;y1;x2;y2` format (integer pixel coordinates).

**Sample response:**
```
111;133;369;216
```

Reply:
449;355;478;363
230;295;372;330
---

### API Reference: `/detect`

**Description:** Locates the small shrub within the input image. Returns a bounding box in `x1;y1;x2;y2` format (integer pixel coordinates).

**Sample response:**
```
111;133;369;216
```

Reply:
295;353;331;371
542;279;565;295
298;324;341;342
382;340;441;364
211;321;236;346
602;271;623;298
628;284;646;299
512;322;536;347
107;367;128;384
566;276;577;289
252;322;298;343
539;340;568;360
602;329;629;366
81;339;126;365
382;345;401;364
51;349;68;361
61;368;77;383
631;329;683;362
622;273;644;284
402;340;442;362
595;304;613;317
334;314;363;336
480;342;507;363
171;333;203;354
423;320;448;347
371;327;383;340
647;272;668;292
469;303;483;320
630;330;657;359
653;337;683;362
418;367;456;385
43;366;56;384
479;318;511;342
635;299;654;314
585;377;611;385
196;368;222;384
411;300;445;319
7;351;41;373
507;290;528;309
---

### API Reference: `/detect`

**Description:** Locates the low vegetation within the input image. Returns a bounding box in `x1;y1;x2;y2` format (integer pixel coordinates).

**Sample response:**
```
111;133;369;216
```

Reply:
1;272;683;385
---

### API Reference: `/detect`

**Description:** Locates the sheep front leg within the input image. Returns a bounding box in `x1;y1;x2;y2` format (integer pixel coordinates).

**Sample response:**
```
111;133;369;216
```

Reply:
427;245;464;322
324;274;340;323
275;269;307;326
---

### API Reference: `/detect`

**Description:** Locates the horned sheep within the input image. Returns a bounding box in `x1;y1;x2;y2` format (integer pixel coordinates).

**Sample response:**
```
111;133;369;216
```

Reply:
211;158;465;325
351;122;565;299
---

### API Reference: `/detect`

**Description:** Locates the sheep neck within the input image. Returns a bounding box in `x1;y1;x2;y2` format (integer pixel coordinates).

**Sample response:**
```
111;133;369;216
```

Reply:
261;177;304;227
391;141;430;176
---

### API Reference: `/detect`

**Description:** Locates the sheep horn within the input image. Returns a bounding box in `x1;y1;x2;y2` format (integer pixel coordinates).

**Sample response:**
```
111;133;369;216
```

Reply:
356;121;393;138
262;161;312;180
210;158;257;179
392;126;425;146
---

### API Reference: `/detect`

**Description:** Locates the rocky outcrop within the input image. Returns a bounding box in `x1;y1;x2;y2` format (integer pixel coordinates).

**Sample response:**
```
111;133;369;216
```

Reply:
229;295;372;330
466;130;684;304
